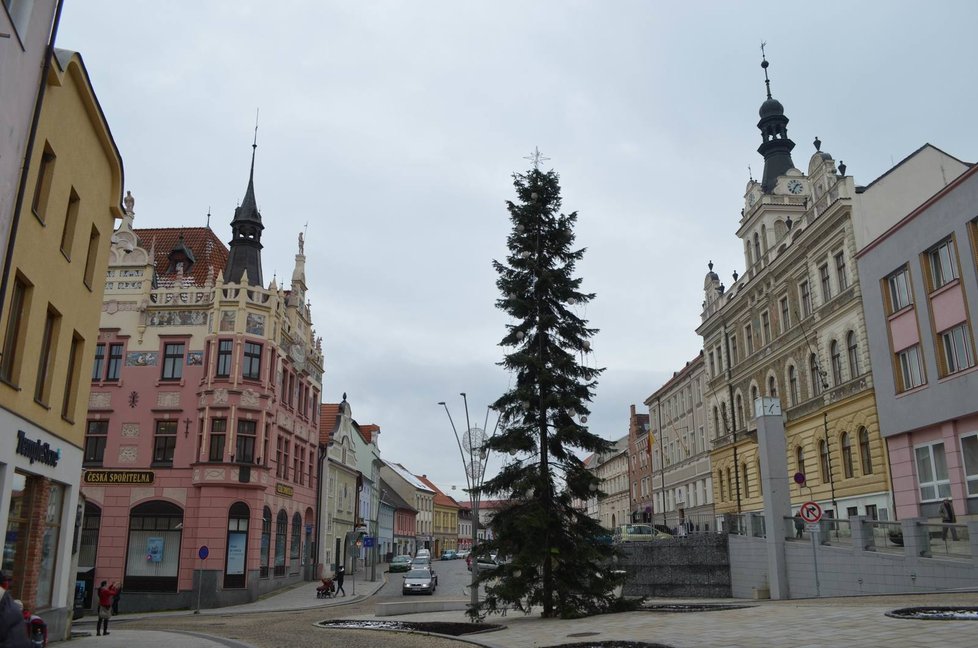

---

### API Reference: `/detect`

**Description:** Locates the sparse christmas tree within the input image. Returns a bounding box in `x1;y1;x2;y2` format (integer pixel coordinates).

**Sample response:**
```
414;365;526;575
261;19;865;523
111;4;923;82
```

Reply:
473;150;621;620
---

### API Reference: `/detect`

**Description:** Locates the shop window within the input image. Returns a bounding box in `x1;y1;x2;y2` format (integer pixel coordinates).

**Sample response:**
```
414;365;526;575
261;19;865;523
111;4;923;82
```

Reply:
274;510;287;577
914;442;951;501
290;513;302;574
124;500;183;592
961;434;978;497
84;420;108;465
36;482;63;608
225;502;249;589
78;501;102;606
260;507;271;578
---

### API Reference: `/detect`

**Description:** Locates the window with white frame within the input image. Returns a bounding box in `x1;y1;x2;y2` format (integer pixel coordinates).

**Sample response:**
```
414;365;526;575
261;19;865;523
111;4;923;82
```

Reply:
835;252;849;291
800;280;812;317
897;345;924;392
927;238;958;291
940;323;974;375
960;434;978;496
914;442;951;501
886;265;913;312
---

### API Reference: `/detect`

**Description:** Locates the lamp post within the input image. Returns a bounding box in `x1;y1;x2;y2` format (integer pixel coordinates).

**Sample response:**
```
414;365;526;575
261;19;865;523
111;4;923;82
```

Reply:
438;394;495;610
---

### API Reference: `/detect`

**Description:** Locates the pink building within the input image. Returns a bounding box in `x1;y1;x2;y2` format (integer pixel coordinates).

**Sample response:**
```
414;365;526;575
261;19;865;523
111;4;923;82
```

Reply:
79;157;325;611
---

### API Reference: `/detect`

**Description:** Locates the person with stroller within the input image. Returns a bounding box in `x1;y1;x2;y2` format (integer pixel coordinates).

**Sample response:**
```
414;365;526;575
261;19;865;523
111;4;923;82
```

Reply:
21;608;46;648
316;576;335;599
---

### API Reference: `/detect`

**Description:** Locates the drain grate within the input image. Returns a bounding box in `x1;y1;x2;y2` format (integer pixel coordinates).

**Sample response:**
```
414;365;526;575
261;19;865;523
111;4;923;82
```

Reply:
887;607;978;620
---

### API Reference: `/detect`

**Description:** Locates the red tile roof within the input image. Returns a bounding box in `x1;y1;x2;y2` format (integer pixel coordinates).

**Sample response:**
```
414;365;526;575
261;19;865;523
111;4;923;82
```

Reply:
319;403;340;445
135;227;229;288
415;475;460;510
359;424;380;444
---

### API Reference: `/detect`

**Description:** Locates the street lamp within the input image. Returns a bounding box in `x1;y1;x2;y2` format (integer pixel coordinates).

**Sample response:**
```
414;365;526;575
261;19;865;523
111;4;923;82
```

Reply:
438;394;496;610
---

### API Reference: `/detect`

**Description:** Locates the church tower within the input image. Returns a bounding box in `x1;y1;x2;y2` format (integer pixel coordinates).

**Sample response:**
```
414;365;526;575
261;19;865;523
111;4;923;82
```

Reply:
223;140;264;285
756;50;796;193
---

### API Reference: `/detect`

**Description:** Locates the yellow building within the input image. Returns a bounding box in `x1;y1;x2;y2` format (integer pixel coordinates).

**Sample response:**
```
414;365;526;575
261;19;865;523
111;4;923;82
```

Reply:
417;475;459;556
0;49;123;639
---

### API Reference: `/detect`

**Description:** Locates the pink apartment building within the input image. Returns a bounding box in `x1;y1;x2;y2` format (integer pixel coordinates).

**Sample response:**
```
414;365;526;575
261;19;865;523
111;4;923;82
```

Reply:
79;155;325;611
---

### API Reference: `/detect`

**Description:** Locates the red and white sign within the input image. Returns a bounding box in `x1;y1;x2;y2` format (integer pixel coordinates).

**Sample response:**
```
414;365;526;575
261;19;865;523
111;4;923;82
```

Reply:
800;500;822;523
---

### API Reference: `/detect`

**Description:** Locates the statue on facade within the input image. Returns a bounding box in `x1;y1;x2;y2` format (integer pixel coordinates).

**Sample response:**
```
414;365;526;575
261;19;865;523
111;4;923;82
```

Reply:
124;190;135;214
298;231;304;254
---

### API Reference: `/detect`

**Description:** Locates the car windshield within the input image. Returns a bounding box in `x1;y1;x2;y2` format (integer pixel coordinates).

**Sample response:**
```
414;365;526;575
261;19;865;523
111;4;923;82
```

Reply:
405;569;430;578
626;525;652;534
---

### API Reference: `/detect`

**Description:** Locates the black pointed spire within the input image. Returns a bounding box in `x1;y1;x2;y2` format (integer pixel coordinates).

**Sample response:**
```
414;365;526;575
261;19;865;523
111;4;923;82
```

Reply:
224;119;265;285
756;44;796;194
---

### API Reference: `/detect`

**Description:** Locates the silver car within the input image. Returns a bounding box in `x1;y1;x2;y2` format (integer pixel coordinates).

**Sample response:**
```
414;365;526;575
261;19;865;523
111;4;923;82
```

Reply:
402;568;437;595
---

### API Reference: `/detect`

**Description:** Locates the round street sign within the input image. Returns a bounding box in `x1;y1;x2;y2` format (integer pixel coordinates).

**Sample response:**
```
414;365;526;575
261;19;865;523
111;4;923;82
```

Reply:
800;501;823;523
198;545;209;560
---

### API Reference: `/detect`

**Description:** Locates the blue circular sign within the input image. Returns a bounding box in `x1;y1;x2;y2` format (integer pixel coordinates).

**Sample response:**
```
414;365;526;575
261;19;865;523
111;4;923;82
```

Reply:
198;545;209;560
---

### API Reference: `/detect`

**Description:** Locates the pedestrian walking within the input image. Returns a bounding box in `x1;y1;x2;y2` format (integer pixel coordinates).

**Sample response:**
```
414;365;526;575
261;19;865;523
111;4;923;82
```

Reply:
939;497;958;541
794;511;805;539
0;572;29;648
96;581;119;636
334;564;346;597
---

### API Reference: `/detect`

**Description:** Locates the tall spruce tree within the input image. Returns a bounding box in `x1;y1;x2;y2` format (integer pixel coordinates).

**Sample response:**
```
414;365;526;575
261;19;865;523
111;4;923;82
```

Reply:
472;155;621;619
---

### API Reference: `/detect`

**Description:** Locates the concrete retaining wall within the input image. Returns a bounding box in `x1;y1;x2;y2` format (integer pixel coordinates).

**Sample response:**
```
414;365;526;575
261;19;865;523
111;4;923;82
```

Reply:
619;535;731;598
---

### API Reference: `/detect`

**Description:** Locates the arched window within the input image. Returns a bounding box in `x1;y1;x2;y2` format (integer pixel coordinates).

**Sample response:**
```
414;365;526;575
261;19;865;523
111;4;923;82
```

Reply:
831;340;843;385
756;459;763;496
858;427;873;475
275;510;288;576
735;394;744;430
721;402;729;434
225;502;249;588
750;385;758;413
796;446;806;479
754;233;762;264
841;432;854;478
788;365;799;405
810;354;823;396
717;469;725;501
742;463;750;498
768;375;778;397
260;507;271;578
713;407;720;438
290;512;302;574
125;500;183;592
761;224;768;254
847;331;860;378
726;467;733;503
819;440;830;483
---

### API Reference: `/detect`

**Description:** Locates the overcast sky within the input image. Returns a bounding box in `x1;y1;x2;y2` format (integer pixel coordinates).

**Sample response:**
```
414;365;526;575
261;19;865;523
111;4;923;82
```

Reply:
58;1;978;493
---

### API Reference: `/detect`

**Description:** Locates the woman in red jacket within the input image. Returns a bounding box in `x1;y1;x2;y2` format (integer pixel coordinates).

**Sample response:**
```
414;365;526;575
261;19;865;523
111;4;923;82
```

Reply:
96;581;119;636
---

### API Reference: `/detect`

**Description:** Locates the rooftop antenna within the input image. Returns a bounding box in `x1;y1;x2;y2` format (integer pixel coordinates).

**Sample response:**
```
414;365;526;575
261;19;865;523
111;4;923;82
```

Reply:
760;41;772;99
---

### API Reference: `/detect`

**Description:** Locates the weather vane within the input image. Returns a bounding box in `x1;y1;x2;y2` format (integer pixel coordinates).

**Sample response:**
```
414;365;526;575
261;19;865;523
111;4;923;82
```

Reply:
760;41;772;99
523;146;550;170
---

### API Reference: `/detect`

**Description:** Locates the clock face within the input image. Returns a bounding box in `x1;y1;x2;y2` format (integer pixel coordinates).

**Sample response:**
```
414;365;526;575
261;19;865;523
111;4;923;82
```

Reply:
787;179;803;194
290;343;306;364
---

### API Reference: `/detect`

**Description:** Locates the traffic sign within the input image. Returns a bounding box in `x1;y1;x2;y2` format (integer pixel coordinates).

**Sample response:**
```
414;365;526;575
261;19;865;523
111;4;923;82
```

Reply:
364;536;374;548
800;501;822;523
198;545;209;560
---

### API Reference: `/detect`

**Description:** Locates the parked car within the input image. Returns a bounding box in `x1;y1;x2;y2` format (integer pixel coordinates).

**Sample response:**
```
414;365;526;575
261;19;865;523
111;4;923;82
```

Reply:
456;549;470;559
389;555;412;573
613;524;672;543
440;550;458;560
467;554;504;572
402;568;437;595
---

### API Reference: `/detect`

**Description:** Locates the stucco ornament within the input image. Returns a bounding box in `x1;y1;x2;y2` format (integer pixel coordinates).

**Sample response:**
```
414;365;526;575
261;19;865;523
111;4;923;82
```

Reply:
119;446;137;463
213;388;229;405
121;423;139;438
241;389;260;408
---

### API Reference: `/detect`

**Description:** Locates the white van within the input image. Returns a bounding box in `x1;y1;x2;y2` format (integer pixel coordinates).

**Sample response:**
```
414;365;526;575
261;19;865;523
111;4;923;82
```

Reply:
415;548;431;559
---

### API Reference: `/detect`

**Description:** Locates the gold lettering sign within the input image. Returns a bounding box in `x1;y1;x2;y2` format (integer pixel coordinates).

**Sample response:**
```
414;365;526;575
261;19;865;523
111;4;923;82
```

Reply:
84;470;155;485
276;483;294;497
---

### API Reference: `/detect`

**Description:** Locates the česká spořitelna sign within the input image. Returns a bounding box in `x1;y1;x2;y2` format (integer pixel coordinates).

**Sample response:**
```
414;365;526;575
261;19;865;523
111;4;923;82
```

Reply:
84;470;155;485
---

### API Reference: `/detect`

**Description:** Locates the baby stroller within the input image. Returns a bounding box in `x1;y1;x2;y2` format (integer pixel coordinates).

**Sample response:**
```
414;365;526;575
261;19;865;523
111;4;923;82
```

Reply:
23;610;47;648
316;577;336;599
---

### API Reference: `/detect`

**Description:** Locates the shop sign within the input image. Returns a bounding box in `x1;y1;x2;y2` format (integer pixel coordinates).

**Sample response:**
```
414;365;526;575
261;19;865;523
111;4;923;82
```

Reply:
84;470;155;485
276;483;294;497
15;430;60;467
